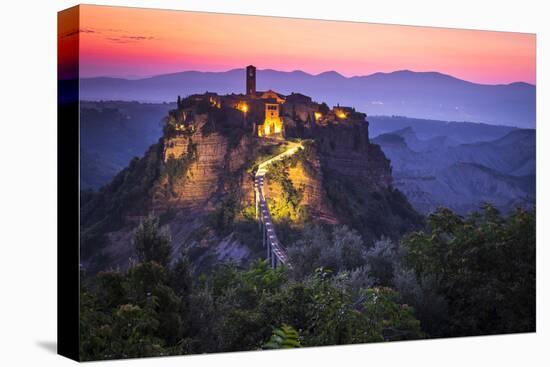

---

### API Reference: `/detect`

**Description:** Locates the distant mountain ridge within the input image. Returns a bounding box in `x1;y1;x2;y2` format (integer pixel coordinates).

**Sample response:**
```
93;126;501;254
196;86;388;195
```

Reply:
367;115;518;142
80;68;536;128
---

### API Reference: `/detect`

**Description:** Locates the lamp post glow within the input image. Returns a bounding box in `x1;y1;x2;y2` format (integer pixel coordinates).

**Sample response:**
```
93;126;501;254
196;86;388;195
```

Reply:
240;103;248;125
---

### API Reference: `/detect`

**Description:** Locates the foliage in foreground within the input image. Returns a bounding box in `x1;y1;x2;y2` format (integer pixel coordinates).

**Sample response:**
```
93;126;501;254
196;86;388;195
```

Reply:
263;325;302;349
80;218;422;360
80;204;535;360
401;205;536;336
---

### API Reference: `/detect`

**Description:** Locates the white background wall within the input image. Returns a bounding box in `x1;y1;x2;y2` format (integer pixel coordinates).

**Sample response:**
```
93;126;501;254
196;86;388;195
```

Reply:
0;0;548;365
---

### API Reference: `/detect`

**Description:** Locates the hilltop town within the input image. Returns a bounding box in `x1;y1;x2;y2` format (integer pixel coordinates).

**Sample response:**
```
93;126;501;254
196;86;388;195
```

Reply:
165;65;367;141
81;65;422;274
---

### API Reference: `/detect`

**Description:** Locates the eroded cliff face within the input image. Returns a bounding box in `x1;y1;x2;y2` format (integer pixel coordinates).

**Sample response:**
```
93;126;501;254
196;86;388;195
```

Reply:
156;125;260;262
149;113;257;210
313;124;392;191
284;109;393;193
285;120;422;242
288;160;336;222
80;112;260;272
81;104;419;273
263;149;338;224
155;133;227;211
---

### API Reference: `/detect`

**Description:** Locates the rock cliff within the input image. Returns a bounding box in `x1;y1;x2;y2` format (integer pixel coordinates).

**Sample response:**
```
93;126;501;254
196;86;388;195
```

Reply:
312;123;393;191
81;99;421;273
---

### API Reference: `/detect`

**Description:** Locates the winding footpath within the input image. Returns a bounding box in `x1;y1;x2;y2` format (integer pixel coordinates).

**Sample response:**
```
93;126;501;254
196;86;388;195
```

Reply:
254;141;303;268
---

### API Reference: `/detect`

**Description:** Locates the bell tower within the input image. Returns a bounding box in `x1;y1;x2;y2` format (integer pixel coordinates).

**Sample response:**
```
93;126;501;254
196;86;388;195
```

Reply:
246;65;256;96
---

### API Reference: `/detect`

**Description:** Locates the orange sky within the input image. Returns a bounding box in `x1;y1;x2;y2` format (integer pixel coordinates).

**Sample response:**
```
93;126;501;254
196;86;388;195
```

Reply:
72;5;535;84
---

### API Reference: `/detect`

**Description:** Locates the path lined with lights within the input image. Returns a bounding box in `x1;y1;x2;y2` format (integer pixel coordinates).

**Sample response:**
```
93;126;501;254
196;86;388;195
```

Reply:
254;141;303;268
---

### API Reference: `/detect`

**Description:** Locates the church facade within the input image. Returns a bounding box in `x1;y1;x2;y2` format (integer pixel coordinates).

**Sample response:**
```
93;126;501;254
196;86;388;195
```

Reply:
245;65;285;138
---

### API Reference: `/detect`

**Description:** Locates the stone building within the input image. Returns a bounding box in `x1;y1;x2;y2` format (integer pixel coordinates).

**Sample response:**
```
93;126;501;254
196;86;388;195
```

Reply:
171;65;367;140
246;65;256;96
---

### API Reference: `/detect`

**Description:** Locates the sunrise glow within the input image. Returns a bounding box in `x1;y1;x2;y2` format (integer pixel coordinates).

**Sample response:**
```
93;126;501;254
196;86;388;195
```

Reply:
60;5;536;85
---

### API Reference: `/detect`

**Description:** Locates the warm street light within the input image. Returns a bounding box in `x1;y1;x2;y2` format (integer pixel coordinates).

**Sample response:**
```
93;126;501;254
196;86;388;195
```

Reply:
238;102;248;113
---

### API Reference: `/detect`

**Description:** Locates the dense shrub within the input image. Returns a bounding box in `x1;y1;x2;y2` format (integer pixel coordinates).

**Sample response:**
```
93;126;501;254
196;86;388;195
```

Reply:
80;221;423;360
401;205;536;336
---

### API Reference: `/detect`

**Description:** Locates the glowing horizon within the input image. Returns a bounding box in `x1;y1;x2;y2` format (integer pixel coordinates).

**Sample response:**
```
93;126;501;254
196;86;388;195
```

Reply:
64;5;536;85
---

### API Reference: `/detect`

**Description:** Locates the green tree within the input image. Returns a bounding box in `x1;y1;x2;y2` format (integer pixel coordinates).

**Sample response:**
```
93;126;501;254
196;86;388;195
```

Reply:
263;325;302;349
199;260;288;352
133;215;172;267
365;237;399;286
96;270;128;310
305;269;422;345
109;304;165;358
152;284;184;345
332;225;366;270
259;268;422;347
288;225;367;278
80;278;112;360
402;205;535;336
360;287;423;341
169;255;194;299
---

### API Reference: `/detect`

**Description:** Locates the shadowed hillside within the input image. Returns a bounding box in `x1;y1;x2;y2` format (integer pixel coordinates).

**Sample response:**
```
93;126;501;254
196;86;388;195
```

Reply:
80;101;174;189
